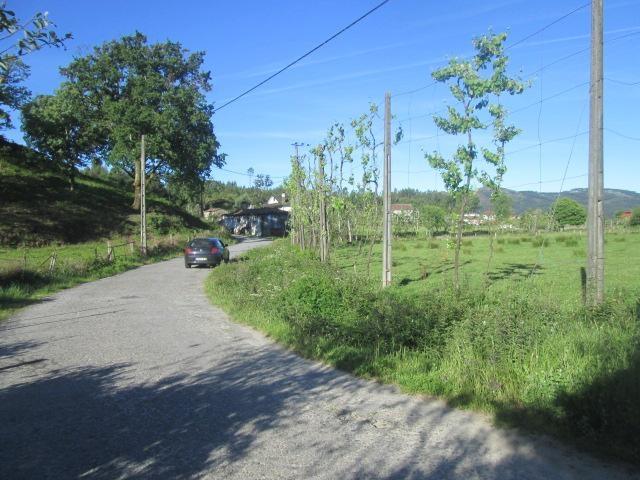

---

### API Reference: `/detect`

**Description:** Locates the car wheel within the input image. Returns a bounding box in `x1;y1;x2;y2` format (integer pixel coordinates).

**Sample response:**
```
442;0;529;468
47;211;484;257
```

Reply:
185;264;191;268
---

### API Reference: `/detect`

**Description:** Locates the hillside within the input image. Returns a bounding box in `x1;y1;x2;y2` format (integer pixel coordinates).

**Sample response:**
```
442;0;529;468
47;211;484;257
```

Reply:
0;141;208;246
477;187;640;217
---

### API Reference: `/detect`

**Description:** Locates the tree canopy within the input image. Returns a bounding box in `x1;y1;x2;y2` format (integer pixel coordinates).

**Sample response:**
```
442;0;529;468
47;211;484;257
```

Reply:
0;5;71;130
552;197;587;227
38;32;224;205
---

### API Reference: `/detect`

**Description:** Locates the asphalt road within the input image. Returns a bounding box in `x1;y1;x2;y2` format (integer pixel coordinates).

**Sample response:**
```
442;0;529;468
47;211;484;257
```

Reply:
0;237;637;479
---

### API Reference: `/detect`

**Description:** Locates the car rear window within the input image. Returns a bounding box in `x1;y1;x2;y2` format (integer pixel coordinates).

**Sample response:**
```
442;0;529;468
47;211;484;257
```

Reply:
189;239;213;248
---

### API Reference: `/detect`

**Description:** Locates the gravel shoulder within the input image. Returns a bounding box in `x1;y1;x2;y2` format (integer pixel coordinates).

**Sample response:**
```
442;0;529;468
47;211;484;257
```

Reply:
0;237;637;479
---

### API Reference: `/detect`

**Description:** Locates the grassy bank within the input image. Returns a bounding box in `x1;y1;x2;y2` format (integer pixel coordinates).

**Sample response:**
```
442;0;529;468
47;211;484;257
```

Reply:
206;240;640;464
0;140;211;246
0;231;229;321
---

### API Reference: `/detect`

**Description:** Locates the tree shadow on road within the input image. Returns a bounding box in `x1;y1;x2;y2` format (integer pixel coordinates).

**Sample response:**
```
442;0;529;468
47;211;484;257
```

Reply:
0;341;635;479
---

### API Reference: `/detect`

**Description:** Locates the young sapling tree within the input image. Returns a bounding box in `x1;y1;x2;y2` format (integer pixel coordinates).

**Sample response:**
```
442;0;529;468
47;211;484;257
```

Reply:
425;32;527;289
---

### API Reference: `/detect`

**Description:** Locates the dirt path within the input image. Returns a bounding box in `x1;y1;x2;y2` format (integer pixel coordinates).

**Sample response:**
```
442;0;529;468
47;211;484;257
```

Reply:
0;238;637;479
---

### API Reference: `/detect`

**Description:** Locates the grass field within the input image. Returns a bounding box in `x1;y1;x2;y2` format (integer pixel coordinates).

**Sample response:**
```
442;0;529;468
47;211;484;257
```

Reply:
0;230;229;322
206;232;640;464
333;229;640;305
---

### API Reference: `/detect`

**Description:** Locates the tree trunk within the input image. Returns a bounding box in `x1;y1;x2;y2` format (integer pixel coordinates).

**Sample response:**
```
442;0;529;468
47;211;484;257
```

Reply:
132;157;141;210
67;166;76;192
453;190;469;290
485;228;496;286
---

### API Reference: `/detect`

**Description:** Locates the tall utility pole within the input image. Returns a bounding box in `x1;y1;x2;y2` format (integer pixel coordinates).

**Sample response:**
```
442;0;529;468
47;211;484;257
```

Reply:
382;92;392;287
587;0;604;305
317;146;329;263
140;134;148;256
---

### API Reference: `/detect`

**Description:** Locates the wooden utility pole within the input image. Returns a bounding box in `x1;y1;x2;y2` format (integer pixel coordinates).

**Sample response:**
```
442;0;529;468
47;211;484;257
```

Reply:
140;134;148;256
317;146;328;263
382;92;392;287
587;0;604;305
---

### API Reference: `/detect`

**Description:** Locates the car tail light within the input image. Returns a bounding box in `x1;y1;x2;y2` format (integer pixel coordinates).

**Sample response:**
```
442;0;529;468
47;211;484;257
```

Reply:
185;247;194;254
210;247;219;254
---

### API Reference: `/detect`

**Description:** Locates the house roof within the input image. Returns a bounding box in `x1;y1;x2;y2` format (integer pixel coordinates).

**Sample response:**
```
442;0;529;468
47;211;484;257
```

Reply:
223;207;289;217
391;203;413;210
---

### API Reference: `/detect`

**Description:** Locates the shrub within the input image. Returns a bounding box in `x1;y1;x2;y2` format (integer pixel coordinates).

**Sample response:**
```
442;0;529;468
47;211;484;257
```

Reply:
507;238;521;245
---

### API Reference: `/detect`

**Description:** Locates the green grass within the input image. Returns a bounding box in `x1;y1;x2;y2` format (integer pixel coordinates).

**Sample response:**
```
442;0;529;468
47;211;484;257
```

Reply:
331;231;640;304
0;233;208;321
0;141;211;246
206;236;640;464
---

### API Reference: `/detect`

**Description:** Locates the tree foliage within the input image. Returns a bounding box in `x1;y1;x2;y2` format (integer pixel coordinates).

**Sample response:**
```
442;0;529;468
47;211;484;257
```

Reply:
22;86;103;190
552;197;587;227
53;32;222;207
425;31;527;288
0;4;71;129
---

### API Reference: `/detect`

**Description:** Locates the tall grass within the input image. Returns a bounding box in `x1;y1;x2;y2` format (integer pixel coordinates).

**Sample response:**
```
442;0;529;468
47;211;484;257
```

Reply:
207;241;640;463
0;232;224;321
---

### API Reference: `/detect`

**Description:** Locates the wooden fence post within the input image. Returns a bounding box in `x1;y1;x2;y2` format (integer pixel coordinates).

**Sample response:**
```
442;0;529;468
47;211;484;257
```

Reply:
107;241;113;262
48;252;57;274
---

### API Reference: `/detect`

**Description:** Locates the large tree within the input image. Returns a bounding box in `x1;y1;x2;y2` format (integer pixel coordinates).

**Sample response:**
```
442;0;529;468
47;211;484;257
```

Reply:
58;32;222;208
0;5;71;130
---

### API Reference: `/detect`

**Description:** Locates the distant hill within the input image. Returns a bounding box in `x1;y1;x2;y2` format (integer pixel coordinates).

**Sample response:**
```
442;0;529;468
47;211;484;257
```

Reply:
477;187;640;217
0;141;208;246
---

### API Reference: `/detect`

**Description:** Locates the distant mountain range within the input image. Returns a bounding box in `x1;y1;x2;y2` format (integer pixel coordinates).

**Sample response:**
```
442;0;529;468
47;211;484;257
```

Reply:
477;188;640;217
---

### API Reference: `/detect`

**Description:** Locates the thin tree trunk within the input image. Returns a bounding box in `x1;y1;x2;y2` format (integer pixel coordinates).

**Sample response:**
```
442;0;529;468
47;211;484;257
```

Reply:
485;227;496;285
132;156;141;210
67;166;75;192
453;188;469;290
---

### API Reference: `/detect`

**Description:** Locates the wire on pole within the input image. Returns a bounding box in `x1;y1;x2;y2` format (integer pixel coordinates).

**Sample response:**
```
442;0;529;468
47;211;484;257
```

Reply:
214;0;392;112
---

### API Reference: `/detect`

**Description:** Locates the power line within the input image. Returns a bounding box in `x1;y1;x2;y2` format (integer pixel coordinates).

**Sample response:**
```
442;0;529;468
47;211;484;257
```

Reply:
219;167;286;179
393;2;591;98
504;173;588;190
213;0;392;112
505;2;590;51
606;77;640;86
510;81;590;115
525;29;640;80
605;128;640;142
397;108;444;124
396;133;440;145
505;131;589;156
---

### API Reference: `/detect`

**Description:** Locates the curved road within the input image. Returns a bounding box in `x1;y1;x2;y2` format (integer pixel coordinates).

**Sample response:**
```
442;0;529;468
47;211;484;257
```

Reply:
0;238;637;479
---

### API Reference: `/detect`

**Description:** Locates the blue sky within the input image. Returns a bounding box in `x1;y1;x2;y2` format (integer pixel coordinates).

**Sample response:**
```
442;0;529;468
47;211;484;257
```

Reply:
7;0;640;193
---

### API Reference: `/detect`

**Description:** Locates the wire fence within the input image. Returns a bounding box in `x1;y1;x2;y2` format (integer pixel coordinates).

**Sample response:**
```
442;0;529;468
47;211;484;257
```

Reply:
0;232;201;278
